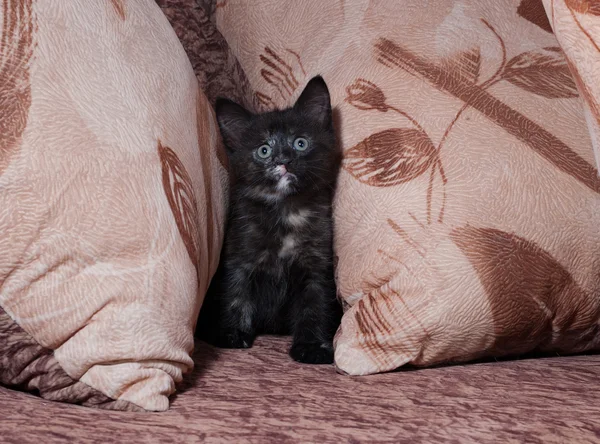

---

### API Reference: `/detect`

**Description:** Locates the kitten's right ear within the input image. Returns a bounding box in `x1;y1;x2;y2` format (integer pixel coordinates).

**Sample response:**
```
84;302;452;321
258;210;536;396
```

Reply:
215;98;252;151
294;76;332;129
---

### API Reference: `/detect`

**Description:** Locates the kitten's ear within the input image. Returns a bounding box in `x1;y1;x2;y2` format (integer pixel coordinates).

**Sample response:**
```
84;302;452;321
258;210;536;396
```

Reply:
294;76;332;129
215;98;252;151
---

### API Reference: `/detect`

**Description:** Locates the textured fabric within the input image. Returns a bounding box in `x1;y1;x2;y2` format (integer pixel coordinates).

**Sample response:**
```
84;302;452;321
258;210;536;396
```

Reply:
543;0;600;170
0;0;227;411
157;0;252;111
0;307;142;411
214;0;600;375
2;336;600;443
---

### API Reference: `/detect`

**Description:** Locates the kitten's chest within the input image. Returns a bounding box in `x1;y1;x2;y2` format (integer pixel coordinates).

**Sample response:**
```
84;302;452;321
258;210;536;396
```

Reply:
252;209;313;266
257;226;303;266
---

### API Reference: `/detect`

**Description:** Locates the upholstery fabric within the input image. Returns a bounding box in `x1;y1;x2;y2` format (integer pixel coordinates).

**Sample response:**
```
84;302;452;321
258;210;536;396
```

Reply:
214;0;600;374
0;0;226;411
543;0;600;170
2;336;600;443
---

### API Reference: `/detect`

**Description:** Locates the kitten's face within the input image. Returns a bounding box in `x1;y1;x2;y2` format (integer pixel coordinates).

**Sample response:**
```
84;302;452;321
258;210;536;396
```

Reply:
228;111;333;199
216;77;336;202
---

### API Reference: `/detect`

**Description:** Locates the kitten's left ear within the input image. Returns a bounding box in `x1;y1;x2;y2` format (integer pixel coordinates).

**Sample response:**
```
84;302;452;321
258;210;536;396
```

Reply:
215;98;253;152
294;76;332;129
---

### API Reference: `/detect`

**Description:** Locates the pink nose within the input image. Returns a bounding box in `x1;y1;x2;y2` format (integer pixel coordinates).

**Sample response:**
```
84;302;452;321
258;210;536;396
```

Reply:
276;165;287;175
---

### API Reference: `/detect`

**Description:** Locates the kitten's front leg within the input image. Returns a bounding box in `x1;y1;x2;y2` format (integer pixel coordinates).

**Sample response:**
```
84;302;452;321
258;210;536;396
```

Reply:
289;271;341;364
215;267;257;349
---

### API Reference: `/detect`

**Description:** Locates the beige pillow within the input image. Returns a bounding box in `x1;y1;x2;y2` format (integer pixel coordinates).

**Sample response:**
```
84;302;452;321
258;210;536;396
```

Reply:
545;0;600;171
215;0;600;374
0;0;226;410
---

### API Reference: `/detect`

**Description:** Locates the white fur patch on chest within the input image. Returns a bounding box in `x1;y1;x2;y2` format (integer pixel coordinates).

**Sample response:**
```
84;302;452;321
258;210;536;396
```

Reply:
284;209;310;228
278;235;297;258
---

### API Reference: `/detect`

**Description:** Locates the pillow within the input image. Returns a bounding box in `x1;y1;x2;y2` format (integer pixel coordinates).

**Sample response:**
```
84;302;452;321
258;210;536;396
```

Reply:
544;0;600;171
214;0;600;374
0;0;226;410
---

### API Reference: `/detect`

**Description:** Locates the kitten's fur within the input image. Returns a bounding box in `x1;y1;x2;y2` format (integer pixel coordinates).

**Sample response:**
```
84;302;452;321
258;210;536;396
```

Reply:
196;76;342;364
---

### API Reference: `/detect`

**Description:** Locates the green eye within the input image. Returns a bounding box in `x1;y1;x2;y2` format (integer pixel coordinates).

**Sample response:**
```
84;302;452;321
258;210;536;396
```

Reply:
293;137;309;151
257;144;272;159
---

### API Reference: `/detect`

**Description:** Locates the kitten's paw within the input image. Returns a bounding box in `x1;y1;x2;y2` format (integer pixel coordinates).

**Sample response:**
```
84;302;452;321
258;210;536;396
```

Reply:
214;330;254;349
290;341;334;364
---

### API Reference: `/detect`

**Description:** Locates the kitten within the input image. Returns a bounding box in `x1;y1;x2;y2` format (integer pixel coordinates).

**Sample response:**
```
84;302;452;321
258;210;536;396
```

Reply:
196;76;342;364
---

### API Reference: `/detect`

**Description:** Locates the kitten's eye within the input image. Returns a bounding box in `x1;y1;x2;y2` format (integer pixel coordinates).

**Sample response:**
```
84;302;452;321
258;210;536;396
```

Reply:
257;144;272;159
293;137;309;151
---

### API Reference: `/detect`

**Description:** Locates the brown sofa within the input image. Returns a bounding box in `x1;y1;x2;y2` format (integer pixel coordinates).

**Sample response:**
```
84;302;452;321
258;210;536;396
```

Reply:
2;0;600;441
2;337;600;442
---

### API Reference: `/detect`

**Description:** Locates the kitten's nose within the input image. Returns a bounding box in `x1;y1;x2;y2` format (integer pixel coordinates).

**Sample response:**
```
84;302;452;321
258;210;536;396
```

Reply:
275;154;292;165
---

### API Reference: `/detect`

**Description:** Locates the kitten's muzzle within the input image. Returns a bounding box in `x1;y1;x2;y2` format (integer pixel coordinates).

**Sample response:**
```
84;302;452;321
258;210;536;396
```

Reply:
275;164;289;177
274;153;292;165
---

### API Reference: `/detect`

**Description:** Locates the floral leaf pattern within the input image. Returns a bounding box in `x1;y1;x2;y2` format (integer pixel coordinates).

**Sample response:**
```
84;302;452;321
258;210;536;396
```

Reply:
517;0;553;33
254;47;306;110
159;141;200;274
502;47;579;98
344;129;438;187
445;48;481;84
565;0;600;15
451;225;598;355
0;0;34;175
345;79;390;112
345;78;448;222
374;37;600;194
109;0;125;20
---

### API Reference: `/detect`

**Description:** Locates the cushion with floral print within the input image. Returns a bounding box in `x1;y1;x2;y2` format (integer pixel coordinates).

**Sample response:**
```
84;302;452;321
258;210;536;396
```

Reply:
214;0;600;374
0;0;226;410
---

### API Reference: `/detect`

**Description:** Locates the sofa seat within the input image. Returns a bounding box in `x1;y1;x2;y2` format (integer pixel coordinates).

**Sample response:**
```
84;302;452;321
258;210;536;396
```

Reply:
2;337;599;442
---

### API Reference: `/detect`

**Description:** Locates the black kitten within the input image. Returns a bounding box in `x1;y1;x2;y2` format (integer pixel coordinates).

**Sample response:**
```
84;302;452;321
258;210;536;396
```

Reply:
196;76;342;364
